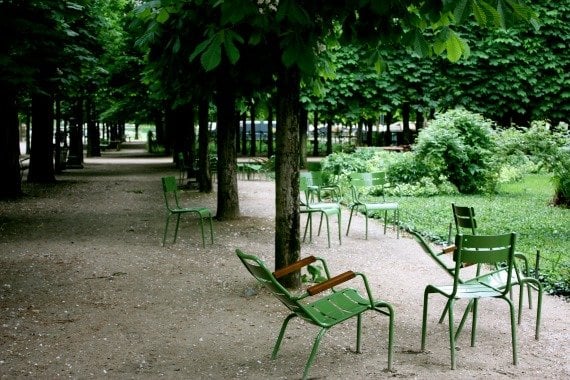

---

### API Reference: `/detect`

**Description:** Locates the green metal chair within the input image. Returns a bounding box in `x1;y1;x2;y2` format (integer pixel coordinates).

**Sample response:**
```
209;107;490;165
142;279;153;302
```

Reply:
161;176;214;247
450;203;542;339
236;249;394;380
421;233;519;369
300;171;340;203
300;175;342;248
346;172;399;239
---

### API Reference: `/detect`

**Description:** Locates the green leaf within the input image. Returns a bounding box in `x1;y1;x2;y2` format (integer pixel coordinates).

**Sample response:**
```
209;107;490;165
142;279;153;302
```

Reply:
156;8;170;24
189;38;212;63
223;37;240;65
201;42;221;71
446;32;465;62
453;0;471;24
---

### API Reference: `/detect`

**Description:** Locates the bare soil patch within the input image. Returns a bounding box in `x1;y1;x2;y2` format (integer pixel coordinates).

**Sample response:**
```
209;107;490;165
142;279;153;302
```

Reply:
1;144;568;379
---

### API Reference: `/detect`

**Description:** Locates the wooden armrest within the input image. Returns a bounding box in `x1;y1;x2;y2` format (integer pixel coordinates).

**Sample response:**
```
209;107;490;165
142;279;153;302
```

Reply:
273;256;317;279
441;245;456;254
307;271;356;296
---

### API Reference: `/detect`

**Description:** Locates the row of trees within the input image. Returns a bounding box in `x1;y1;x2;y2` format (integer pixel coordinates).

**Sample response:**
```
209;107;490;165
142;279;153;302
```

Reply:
1;1;559;287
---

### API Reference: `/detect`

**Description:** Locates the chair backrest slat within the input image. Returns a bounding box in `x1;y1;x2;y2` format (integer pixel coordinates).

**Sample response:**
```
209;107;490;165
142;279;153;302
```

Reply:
453;233;517;295
162;176;181;210
452;203;477;233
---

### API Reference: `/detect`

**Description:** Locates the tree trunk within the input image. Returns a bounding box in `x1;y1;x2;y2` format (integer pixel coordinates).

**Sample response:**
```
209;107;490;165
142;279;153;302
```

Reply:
241;112;247;156
299;107;308;169
198;98;212;193
267;101;274;158
66;99;84;169
274;65;301;288
215;89;240;220
249;101;256;157
366;119;373;146
312;111;319;156
0;88;23;198
383;112;393;146
401;102;411;145
326;119;333;155
28;92;56;182
86;97;101;158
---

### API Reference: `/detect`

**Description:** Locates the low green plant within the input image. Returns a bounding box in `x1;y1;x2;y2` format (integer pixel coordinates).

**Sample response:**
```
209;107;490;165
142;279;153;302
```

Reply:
387;174;569;298
551;147;570;207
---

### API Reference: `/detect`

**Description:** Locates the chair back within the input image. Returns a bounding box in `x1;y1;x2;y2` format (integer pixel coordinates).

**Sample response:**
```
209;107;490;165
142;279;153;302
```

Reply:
349;172;388;203
162;176;181;211
452;203;477;234
236;249;313;321
299;174;313;206
453;233;517;296
410;230;459;278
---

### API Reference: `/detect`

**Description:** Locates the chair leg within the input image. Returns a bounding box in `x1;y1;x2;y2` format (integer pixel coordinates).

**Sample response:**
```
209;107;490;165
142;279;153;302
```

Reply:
346;207;355;236
173;214;181;243
470;299;479;347
421;289;430;351
448;299;456;370
454;300;474;342
356;314;362;353
395;209;400;239
322;213;331;248
505;297;518;365
198;215;206;248
208;215;214;244
522;279;542;340
162;213;172;246
303;328;328;380
374;301;395;371
272;314;296;359
337;210;342;245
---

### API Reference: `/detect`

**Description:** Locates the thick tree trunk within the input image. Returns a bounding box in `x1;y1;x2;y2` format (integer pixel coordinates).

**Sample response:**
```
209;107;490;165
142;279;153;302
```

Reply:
215;90;240;220
28;92;56;182
198;98;212;193
0;89;23;198
274;65;301;288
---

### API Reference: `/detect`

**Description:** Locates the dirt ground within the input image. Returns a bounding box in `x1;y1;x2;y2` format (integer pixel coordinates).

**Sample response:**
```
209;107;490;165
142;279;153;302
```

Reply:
1;143;568;379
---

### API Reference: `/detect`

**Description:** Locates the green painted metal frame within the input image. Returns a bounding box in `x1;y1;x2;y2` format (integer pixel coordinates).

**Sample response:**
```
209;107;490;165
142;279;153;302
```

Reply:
449;204;542;339
421;233;519;369
300;175;341;248
161;176;214;248
236;249;394;380
346;172;399;239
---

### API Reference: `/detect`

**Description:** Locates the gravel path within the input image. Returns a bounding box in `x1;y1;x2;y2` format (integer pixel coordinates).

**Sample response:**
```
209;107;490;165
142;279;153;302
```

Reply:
1;144;568;379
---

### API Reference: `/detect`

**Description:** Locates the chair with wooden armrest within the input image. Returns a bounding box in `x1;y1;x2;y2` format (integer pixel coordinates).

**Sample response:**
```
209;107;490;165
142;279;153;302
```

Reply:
236;249;394;380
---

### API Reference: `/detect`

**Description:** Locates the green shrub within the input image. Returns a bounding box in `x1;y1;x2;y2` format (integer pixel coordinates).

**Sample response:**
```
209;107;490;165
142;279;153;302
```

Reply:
413;109;499;194
552;147;570;207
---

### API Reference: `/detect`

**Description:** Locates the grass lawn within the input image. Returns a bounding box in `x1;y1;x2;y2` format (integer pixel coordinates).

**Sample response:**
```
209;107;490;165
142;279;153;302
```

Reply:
390;173;569;296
